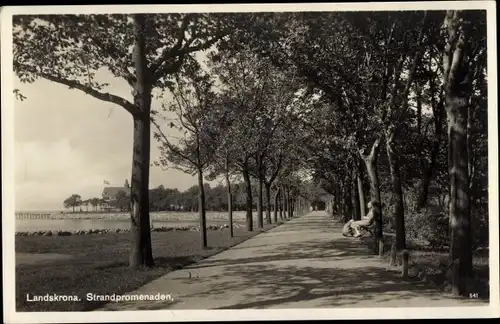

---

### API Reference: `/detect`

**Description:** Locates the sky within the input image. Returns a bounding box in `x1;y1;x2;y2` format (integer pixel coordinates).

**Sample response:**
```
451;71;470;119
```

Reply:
14;69;210;211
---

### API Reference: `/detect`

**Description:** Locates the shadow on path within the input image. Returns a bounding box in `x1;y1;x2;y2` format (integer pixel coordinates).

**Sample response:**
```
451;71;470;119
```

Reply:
99;212;486;310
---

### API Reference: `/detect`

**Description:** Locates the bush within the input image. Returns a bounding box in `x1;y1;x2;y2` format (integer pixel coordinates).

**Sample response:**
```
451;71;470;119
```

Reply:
404;189;449;247
380;191;395;230
406;208;449;247
472;203;489;248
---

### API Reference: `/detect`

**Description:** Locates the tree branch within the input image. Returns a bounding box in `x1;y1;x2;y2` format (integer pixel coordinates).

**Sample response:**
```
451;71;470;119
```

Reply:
152;118;198;166
150;14;194;76
151;23;225;82
359;137;381;161
39;72;138;115
89;35;136;87
152;56;186;82
395;11;428;124
442;10;458;86
448;34;466;88
268;153;284;185
171;86;197;134
468;149;476;190
183;35;222;54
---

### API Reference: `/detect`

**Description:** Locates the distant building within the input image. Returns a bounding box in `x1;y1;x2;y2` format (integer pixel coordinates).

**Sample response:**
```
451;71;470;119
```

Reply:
102;180;130;210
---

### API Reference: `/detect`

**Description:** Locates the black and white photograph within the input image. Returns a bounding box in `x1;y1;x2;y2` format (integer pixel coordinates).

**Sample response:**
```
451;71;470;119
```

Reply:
1;2;498;323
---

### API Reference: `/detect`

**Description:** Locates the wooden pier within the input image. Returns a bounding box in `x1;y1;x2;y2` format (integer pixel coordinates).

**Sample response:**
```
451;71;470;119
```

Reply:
15;212;53;220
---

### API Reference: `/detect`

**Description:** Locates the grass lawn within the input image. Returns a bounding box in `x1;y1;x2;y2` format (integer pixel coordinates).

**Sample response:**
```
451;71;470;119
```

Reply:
15;222;283;312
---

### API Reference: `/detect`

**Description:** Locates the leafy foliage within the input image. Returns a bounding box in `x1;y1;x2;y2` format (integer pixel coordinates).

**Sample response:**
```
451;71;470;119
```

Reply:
14;14;229;103
153;58;221;174
63;194;82;212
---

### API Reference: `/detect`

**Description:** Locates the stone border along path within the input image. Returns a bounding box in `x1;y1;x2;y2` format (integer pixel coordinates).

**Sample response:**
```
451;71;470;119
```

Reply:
98;211;487;310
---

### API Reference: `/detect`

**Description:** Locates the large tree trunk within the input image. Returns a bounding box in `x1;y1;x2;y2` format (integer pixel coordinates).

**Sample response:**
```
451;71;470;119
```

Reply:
343;178;353;222
357;160;366;217
335;187;342;216
467;100;475;249
386;130;406;250
225;169;233;238
333;184;343;219
286;187;291;218
129;14;153;269
416;82;424;174
279;188;284;219
282;186;287;218
242;164;253;232
265;182;272;224
328;196;334;215
443;10;473;296
257;175;264;228
417;34;444;209
360;138;383;253
416;84;423;139
417;139;440;208
467;98;478;249
418;91;444;209
273;188;279;223
338;182;345;220
198;168;207;248
447;101;471;295
129;113;154;267
352;168;361;221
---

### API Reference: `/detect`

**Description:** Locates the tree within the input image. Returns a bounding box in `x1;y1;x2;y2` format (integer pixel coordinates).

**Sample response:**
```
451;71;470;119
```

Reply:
153;60;221;248
89;197;100;211
328;11;427;253
112;190;131;212
467;46;488;249
205;106;240;236
99;198;106;211
209;44;307;229
259;71;303;225
14;13;227;268
414;19;447;209
247;74;300;227
63;194;82;213
223;151;235;236
376;12;429;253
262;150;284;224
82;199;90;212
234;11;440;255
149;185;165;211
441;10;486;297
209;48;277;232
229;12;388;250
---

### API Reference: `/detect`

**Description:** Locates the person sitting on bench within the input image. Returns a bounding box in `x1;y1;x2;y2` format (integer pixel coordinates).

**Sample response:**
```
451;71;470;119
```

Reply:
351;201;375;237
342;219;355;237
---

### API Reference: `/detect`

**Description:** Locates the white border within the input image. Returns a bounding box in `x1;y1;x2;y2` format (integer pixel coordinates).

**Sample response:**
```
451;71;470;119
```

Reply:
1;2;498;323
